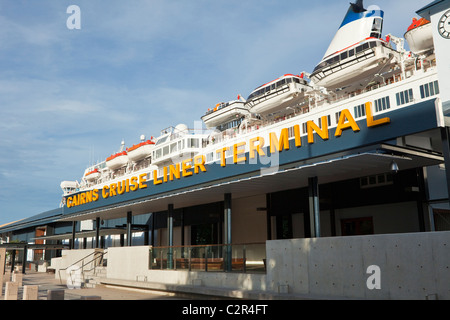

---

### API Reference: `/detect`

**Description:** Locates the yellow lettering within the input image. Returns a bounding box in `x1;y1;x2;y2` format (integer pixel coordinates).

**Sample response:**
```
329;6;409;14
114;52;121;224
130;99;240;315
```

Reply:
294;124;301;147
85;191;92;203
72;194;78;206
163;167;168;183
365;102;390;127
125;179;130;193
102;185;109;199
182;159;193;177
79;193;84;204
307;117;329;143
109;183;117;196
194;155;207;173
92;189;99;201
233;142;247;164
270;128;290;153
217;147;229;167
335;109;360;137
130;176;139;191
67;196;72;208
139;173;148;189
117;181;126;195
249;137;266;159
153;170;162;185
169;164;181;181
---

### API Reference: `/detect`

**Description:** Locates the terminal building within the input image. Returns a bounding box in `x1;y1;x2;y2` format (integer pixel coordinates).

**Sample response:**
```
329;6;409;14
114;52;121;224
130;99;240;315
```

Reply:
1;0;450;299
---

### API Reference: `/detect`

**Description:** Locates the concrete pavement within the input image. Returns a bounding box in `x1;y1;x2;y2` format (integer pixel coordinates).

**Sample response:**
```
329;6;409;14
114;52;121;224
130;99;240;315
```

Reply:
2;271;190;300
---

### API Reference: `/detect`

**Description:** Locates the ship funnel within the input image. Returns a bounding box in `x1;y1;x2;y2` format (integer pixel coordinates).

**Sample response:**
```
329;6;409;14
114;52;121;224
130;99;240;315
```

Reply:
350;0;366;13
319;1;384;60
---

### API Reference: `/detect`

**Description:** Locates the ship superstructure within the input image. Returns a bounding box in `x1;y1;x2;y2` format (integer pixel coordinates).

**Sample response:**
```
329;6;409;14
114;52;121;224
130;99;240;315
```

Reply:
60;1;440;205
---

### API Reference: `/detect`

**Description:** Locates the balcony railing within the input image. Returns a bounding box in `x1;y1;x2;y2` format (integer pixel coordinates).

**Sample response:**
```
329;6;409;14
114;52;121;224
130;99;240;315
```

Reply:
149;243;266;273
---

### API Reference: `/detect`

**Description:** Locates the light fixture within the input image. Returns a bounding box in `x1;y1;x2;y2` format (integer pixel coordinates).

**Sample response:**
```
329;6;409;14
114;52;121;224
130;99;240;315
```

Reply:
390;160;399;173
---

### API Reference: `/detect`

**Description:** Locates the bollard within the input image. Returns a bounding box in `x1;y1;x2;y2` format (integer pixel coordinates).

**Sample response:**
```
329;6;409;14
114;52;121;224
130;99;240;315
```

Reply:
12;272;23;286
47;289;65;300
3;271;11;283
0;248;5;294
23;285;39;300
4;282;19;300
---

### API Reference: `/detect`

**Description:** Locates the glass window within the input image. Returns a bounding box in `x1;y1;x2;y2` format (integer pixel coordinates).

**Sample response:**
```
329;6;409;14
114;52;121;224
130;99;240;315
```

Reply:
341;51;348;60
349;49;354;57
188;138;199;148
420;81;440;99
434;81;440;94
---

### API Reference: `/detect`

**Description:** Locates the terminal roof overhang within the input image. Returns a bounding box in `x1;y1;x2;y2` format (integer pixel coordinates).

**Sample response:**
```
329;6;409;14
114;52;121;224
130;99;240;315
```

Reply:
57;142;444;223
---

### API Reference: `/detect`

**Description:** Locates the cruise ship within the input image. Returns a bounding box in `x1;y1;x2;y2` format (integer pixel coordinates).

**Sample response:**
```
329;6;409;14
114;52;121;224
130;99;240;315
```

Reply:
60;0;440;206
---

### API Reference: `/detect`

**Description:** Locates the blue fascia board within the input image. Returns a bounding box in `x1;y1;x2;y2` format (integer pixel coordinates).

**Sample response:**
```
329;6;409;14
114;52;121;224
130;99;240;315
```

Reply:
62;98;441;217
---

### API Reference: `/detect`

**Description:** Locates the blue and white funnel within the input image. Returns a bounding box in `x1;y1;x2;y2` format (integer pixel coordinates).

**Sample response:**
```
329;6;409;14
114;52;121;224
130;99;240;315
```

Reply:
321;0;384;59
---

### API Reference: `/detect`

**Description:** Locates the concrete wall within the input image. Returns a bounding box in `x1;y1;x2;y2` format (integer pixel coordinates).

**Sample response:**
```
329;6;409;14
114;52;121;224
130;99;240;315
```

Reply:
266;231;450;299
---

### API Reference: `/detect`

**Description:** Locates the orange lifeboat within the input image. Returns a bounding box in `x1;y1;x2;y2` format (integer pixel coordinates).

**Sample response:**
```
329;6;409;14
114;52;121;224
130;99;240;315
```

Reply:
106;151;128;170
126;140;155;162
84;168;100;181
404;17;433;54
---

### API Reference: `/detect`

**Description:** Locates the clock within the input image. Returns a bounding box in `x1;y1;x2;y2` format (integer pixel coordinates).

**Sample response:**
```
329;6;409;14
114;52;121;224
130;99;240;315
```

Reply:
438;10;450;39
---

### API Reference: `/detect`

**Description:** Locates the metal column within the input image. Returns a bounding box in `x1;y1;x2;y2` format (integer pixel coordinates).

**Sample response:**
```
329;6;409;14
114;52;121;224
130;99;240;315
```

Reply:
308;176;321;238
167;204;174;269
224;193;232;272
127;211;132;247
22;245;27;274
95;217;100;248
71;221;76;249
440;127;450;205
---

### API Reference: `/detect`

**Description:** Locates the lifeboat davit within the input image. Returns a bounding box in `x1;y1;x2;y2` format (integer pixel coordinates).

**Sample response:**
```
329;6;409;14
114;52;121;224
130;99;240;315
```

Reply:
84;168;100;182
404;18;433;55
245;74;310;115
106;151;128;170
201;97;251;129
310;0;400;90
126;140;155;162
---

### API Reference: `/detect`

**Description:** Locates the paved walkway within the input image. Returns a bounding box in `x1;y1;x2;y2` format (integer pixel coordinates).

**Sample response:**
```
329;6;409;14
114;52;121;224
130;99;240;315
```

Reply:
2;271;190;300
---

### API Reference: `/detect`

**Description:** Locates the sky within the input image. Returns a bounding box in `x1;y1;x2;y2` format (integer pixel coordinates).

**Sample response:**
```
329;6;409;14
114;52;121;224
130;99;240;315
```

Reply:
0;0;432;226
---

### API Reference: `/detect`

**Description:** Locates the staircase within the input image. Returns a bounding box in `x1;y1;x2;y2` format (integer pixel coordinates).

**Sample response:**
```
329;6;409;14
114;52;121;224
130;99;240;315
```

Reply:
58;249;108;289
83;266;107;288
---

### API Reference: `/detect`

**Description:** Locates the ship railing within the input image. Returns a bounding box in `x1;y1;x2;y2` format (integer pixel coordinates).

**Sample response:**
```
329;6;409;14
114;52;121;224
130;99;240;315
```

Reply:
149;243;266;273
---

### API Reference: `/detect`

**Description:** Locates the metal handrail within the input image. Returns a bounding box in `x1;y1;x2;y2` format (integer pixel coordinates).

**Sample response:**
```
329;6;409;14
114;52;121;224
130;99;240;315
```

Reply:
58;250;107;285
